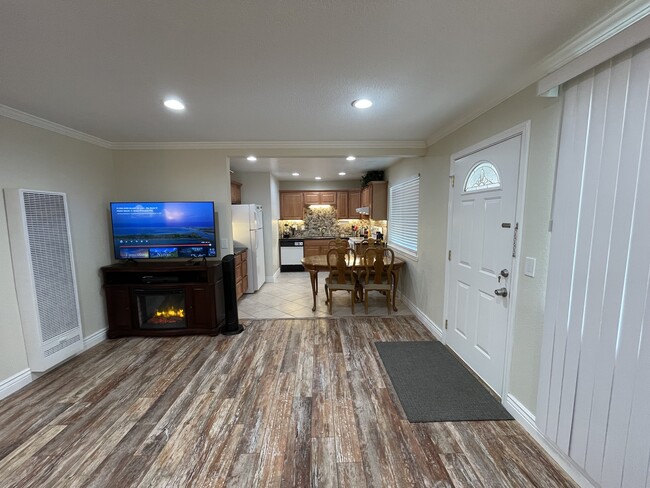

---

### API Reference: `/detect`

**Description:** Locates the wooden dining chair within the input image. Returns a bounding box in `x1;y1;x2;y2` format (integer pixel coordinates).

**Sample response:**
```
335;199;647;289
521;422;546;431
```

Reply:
360;247;395;314
356;237;376;257
328;238;349;250
324;247;357;314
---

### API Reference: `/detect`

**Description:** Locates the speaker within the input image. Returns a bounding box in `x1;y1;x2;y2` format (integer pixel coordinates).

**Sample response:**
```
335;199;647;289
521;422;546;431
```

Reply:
221;254;244;335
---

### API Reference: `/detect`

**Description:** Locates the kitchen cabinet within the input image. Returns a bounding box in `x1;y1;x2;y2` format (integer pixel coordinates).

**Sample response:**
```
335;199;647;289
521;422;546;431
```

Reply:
303;191;335;205
231;180;242;204
234;249;248;300
303;239;336;257
336;192;349;219
320;191;336;204
348;190;361;219
303;192;320;205
359;181;388;220
361;186;370;208
280;189;374;220
280;192;304;220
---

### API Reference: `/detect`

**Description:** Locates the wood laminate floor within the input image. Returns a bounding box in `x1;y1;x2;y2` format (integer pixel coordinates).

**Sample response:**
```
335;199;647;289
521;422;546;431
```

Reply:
0;316;576;487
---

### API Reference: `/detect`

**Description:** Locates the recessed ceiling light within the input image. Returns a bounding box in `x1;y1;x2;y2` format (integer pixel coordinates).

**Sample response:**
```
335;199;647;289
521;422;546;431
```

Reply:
292;172;300;176
163;98;185;111
315;176;322;180
338;172;346;176
352;99;373;109
247;155;257;162
346;156;356;161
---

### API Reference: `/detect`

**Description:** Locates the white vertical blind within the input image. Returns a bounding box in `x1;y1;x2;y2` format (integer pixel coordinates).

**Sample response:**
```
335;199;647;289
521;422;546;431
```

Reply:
387;175;420;256
537;39;650;488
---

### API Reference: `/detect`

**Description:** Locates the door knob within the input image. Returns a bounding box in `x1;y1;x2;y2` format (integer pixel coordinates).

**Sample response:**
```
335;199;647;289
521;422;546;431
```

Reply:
494;287;508;297
500;269;510;278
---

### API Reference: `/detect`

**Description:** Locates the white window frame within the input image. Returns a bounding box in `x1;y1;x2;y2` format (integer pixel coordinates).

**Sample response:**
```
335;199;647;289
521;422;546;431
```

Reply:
387;175;420;258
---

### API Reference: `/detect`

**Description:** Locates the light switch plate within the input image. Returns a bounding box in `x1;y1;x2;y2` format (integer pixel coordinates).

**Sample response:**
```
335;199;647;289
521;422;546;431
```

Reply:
221;238;229;249
524;257;536;277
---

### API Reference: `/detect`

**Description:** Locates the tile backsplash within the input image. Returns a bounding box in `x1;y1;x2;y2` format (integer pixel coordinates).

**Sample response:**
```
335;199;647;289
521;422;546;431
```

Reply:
279;205;385;239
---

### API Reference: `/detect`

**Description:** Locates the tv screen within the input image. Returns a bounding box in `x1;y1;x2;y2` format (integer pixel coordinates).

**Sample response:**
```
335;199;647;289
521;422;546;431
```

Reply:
110;201;217;260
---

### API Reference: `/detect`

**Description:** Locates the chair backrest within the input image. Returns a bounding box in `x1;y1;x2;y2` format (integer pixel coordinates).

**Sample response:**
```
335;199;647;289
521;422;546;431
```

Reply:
357;237;377;257
327;248;356;285
328;238;348;250
362;247;395;285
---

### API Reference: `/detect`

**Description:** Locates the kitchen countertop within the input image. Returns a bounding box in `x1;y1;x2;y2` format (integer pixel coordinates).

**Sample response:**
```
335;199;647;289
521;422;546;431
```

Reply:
233;247;248;254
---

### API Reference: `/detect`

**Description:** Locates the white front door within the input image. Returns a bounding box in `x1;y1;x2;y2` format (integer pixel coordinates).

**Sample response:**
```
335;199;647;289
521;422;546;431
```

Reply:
447;134;522;395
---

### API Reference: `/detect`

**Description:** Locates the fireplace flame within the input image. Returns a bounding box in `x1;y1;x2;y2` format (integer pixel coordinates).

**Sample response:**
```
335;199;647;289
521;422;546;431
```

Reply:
155;306;185;319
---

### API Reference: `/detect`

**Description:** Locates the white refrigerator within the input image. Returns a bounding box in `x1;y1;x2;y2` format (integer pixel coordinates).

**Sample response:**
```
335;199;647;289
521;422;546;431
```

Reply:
231;204;266;293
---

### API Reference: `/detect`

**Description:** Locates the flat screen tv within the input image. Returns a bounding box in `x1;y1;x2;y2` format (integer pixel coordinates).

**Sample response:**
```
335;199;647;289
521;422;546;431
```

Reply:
110;201;217;260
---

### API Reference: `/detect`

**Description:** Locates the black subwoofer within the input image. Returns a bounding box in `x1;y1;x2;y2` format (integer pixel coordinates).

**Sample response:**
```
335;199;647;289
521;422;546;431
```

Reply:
221;254;244;335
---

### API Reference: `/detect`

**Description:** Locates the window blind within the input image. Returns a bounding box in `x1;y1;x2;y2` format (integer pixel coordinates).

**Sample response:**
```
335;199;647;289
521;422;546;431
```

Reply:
388;175;419;256
537;40;650;487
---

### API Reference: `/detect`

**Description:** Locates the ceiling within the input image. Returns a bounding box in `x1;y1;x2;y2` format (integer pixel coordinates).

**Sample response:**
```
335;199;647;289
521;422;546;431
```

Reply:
0;0;630;179
230;156;400;181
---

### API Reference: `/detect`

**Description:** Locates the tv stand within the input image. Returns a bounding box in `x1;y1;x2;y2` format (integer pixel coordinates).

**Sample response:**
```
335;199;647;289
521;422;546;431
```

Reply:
101;262;226;338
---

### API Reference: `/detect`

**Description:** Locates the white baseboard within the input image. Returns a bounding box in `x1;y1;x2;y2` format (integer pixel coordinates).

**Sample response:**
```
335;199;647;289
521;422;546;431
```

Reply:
399;292;444;340
504;394;597;488
83;327;107;350
0;368;33;401
0;328;107;401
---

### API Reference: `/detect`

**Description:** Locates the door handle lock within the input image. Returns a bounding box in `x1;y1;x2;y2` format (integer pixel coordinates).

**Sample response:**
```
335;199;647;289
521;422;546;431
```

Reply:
500;269;510;278
494;287;508;297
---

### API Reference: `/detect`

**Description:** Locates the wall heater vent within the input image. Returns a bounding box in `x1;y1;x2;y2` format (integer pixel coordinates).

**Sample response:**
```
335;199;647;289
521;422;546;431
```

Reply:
4;189;83;372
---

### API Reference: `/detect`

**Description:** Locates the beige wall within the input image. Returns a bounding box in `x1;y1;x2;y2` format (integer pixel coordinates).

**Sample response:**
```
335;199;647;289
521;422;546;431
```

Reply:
387;84;562;412
0;117;114;381
111;150;233;258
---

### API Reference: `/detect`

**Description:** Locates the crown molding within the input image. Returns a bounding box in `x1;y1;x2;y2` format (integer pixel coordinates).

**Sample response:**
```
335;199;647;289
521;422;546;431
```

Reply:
0;104;425;152
109;140;427;150
425;0;650;147
536;0;650;79
0;104;112;148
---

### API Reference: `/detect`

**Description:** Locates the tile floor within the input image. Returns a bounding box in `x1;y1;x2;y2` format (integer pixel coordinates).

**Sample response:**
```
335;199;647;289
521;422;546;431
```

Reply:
237;271;411;319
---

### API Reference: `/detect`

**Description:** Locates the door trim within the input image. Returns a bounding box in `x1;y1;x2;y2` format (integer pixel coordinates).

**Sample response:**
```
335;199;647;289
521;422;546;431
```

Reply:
443;121;531;401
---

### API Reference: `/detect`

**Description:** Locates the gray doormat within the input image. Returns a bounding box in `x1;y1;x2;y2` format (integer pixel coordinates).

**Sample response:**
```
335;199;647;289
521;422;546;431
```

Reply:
375;341;514;422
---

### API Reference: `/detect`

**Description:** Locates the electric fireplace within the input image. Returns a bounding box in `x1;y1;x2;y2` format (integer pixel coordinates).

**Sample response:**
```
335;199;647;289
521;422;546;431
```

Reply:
101;262;226;338
136;289;187;330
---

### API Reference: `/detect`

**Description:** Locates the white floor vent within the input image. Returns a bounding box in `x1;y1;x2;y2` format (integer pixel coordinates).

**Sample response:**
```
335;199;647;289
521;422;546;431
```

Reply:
4;189;83;372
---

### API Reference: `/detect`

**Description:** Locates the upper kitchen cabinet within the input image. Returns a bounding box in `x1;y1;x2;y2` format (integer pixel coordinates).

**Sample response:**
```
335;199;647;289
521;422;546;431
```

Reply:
360;181;388;220
304;191;336;205
336;192;349;219
280;192;304;220
231;180;242;204
348;190;361;219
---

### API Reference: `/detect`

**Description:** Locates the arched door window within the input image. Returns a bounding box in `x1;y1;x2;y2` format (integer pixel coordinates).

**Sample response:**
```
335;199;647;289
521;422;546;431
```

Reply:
464;161;501;192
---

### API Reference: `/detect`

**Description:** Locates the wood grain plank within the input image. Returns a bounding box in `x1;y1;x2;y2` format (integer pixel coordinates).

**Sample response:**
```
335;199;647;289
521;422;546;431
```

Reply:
226;453;259;487
331;353;362;463
252;372;295;487
312;344;334;438
348;369;396;487
447;422;515;488
337;462;367;488
440;453;485;488
294;320;314;398
311;437;338;488
281;396;311;487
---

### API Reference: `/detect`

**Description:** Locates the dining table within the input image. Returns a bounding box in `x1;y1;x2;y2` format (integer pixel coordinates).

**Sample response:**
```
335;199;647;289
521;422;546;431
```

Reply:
301;254;406;312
